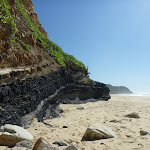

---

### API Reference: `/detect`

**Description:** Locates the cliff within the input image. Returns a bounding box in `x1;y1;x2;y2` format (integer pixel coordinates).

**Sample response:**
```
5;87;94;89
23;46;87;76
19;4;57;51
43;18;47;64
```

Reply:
106;84;133;94
0;0;110;127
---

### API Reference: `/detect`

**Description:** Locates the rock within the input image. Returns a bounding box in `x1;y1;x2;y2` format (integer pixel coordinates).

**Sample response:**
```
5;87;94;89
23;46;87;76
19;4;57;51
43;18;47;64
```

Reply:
0;124;33;147
0;146;9;150
110;119;118;123
65;145;78;150
11;146;31;150
0;67;110;127
16;140;32;149
76;105;84;110
63;126;68;128
124;112;140;118
33;137;56;150
140;130;150;136
82;123;115;141
53;141;67;146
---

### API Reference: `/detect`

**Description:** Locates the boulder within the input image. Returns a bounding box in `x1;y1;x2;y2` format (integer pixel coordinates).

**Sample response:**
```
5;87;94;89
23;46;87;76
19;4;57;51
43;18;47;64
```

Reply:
140;130;150;136
0;124;33;147
33;137;56;150
65;145;78;150
124;112;140;118
82;123;115;141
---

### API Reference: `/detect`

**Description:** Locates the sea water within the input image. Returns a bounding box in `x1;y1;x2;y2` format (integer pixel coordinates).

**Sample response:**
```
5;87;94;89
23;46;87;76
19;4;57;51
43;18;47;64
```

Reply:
118;93;150;97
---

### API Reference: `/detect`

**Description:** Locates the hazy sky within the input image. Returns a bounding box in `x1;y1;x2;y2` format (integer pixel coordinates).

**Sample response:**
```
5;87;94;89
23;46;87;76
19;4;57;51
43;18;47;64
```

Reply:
32;0;150;93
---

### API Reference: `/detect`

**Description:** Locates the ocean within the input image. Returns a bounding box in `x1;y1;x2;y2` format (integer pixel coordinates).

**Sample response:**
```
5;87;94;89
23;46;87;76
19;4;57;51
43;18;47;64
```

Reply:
117;93;150;97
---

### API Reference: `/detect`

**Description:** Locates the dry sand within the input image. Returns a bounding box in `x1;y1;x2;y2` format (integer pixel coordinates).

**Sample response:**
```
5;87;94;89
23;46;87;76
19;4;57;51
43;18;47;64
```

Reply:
26;95;150;150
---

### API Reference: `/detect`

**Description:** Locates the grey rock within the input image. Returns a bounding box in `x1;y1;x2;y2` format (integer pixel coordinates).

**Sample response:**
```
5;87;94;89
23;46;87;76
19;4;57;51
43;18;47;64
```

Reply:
110;119;118;123
11;146;32;150
124;112;140;118
16;140;32;149
33;137;57;150
0;124;33;147
76;105;84;110
82;123;115;141
53;141;68;146
65;145;78;150
140;130;150;136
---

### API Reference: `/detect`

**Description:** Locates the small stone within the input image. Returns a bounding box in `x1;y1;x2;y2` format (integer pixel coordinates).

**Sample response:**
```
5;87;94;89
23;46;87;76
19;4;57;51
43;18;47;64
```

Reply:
65;145;78;150
76;105;84;110
53;141;68;146
16;140;32;149
110;119;118;123
58;109;64;113
63;126;68;128
124;112;140;118
140;130;150;136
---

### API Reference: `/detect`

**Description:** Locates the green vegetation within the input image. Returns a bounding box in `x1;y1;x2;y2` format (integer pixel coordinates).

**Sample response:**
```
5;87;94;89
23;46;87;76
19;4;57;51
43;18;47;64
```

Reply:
0;0;86;70
0;0;29;50
0;0;16;37
15;0;86;70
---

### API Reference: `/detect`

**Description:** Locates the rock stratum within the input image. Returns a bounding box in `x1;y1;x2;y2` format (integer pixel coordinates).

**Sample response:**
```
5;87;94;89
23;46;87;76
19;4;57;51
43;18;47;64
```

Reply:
0;0;110;127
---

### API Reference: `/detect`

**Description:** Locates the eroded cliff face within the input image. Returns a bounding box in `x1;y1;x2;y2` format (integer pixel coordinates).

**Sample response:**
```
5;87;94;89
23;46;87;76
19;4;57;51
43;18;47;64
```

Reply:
0;0;110;127
0;0;59;74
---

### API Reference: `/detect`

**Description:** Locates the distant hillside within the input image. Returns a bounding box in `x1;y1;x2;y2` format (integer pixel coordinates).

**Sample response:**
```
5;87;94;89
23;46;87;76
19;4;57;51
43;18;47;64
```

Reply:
106;84;133;94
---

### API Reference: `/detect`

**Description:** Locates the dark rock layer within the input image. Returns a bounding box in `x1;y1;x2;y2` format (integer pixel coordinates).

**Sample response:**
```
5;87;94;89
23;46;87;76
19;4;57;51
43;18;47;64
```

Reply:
0;67;110;127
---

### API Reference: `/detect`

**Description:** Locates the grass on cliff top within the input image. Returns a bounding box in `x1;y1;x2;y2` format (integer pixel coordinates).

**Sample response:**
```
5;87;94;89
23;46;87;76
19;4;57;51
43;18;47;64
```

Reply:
0;0;16;36
0;0;29;50
15;0;86;70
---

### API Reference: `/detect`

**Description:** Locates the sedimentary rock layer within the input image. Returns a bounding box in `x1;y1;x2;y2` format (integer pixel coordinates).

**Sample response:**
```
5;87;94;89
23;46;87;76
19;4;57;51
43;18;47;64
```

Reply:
0;67;110;127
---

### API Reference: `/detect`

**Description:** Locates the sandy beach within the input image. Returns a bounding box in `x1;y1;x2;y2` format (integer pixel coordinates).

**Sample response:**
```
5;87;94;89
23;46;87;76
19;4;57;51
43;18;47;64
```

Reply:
26;95;150;150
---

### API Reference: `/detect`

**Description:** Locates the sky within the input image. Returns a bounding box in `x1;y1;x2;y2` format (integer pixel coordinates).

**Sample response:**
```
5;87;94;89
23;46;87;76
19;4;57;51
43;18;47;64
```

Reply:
32;0;150;93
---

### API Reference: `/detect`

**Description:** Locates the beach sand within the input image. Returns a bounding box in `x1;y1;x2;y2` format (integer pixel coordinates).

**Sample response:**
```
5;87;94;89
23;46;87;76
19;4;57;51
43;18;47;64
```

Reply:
11;95;150;150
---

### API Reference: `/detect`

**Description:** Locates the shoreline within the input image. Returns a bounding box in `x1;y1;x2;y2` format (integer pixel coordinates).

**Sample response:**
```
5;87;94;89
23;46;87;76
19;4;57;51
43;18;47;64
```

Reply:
111;93;150;97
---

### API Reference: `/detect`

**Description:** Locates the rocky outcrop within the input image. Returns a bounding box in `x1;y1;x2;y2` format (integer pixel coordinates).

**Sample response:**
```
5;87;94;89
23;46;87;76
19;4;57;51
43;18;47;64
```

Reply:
106;84;133;94
0;67;110;127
